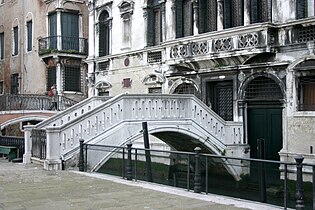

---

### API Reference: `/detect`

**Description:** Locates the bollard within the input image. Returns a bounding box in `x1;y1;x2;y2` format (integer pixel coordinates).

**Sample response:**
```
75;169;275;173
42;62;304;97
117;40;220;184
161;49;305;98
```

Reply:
126;143;133;180
194;147;201;193
78;139;84;172
295;156;304;210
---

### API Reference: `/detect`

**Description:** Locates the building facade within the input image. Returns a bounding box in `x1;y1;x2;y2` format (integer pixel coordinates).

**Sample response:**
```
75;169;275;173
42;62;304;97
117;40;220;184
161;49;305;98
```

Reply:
86;0;315;164
0;0;89;102
0;0;89;134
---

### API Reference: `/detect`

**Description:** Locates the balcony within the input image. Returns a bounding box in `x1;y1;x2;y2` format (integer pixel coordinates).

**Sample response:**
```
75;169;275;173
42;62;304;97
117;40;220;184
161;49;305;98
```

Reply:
38;36;88;56
0;94;79;111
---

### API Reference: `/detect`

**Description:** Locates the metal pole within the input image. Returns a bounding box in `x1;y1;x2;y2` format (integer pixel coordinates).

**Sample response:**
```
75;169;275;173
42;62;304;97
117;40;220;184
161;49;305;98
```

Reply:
142;122;153;182
284;164;288;209
206;156;208;194
78;139;84;172
194;147;201;193
135;149;138;182
295;156;304;210
257;138;266;203
126;143;133;180
312;165;315;210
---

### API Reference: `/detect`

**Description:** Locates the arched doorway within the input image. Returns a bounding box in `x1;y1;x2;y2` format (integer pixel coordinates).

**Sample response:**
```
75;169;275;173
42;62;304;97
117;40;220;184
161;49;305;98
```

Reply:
242;75;284;182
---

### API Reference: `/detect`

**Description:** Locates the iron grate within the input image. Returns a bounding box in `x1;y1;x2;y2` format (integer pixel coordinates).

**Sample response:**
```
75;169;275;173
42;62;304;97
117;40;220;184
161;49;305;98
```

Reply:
245;77;283;100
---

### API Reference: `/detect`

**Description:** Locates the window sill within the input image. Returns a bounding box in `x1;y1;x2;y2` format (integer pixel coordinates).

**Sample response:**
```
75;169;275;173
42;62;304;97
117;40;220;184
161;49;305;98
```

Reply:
293;111;315;117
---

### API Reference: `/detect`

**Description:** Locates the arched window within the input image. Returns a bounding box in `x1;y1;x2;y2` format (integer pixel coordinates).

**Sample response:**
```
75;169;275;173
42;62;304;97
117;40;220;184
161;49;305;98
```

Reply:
99;11;110;56
173;83;198;95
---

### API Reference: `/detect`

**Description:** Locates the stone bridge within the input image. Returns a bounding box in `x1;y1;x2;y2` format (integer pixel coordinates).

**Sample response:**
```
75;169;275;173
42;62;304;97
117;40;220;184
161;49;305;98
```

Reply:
24;94;247;180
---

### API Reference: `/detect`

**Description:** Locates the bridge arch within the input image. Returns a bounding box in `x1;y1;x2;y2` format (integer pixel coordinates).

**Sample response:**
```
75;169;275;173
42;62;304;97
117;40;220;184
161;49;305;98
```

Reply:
91;123;241;181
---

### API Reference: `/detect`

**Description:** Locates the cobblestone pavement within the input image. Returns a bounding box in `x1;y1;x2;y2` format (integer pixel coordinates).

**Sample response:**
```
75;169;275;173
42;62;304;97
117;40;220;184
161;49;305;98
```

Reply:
0;159;283;210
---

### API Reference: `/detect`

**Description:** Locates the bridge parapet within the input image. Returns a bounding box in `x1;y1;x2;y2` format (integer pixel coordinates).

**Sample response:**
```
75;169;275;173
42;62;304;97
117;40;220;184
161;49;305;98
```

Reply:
37;94;243;169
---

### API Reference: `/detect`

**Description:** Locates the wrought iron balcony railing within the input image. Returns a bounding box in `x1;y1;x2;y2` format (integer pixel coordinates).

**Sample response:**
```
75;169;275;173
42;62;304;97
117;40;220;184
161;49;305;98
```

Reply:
38;36;88;56
0;94;79;111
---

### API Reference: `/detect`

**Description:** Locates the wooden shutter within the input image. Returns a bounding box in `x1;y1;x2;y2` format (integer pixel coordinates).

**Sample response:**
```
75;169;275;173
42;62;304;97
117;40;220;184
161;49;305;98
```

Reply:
176;0;183;38
61;13;79;51
296;0;307;19
147;7;154;46
198;0;207;33
49;13;57;49
223;0;231;29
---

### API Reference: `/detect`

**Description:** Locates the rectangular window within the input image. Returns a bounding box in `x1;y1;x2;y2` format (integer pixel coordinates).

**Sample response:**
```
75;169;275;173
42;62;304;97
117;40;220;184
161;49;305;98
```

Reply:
0;81;3;94
10;73;19;94
207;81;233;121
13;26;18;55
49;13;57;49
153;9;161;45
298;76;315;111
46;67;56;91
148;87;162;94
61;12;79;51
27;21;32;52
0;32;4;59
123;78;131;88
64;65;81;92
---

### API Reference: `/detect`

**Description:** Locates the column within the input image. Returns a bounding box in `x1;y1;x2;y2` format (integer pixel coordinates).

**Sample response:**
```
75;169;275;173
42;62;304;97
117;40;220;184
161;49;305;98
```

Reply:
193;0;199;35
44;127;62;170
244;0;250;26
23;125;35;164
217;0;224;30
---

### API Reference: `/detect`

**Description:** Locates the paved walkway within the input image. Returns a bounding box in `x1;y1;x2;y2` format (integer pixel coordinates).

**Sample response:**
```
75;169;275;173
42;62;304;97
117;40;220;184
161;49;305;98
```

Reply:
0;159;283;210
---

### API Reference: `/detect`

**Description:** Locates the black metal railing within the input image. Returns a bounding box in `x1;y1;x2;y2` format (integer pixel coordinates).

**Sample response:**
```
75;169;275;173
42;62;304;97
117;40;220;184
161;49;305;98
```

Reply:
38;36;88;55
0;136;24;158
0;94;78;111
80;143;315;210
31;129;46;160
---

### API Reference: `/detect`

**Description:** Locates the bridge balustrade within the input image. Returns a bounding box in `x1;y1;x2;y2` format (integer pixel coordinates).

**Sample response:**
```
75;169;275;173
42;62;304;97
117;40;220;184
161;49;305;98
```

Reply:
38;94;243;171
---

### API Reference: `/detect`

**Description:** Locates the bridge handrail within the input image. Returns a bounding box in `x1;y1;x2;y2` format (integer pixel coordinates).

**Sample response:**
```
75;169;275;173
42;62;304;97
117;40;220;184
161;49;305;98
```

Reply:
35;96;112;128
43;94;243;158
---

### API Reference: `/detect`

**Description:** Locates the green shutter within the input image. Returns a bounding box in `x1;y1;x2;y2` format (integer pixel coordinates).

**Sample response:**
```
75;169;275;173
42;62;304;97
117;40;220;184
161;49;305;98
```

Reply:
176;0;183;38
198;0;206;33
61;13;79;51
223;0;231;29
296;0;307;19
49;13;57;49
13;27;18;55
250;0;259;23
147;7;154;46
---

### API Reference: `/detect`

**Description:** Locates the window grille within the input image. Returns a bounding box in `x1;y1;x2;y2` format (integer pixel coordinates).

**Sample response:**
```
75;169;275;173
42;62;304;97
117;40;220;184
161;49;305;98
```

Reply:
64;65;81;92
148;51;162;63
46;67;56;91
298;25;315;43
208;81;233;121
10;73;19;95
174;83;197;96
99;61;109;75
298;76;315;111
245;77;282;100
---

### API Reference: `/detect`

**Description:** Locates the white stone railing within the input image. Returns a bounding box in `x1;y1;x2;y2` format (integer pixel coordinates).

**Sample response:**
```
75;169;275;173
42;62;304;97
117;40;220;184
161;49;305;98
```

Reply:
40;94;243;169
35;96;111;128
